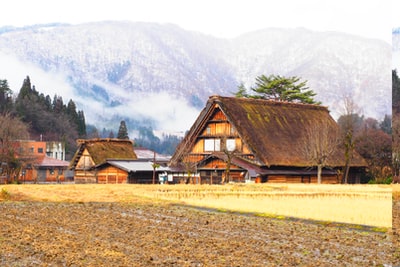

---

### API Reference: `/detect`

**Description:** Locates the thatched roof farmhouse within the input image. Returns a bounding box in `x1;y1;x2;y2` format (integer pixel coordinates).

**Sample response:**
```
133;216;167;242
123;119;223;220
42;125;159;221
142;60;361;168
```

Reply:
170;95;366;184
69;138;137;183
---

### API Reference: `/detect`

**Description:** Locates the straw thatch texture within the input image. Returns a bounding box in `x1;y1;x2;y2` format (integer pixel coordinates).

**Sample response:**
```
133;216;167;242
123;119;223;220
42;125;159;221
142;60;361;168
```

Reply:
171;95;366;168
69;138;137;169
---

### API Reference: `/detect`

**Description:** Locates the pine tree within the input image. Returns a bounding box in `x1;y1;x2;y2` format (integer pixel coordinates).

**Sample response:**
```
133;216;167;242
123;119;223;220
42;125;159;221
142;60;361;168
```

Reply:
117;120;129;139
18;76;32;99
233;83;248;98
52;95;64;113
77;111;86;138
66;100;79;126
235;74;320;104
0;79;12;113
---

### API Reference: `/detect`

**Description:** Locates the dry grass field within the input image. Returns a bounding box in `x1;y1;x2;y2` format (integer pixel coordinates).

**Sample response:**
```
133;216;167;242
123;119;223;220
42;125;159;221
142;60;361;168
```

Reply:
0;183;392;227
152;183;392;228
0;183;395;266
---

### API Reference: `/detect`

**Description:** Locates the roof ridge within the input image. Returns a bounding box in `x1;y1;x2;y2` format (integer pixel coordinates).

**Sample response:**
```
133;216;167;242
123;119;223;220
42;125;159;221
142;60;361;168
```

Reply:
210;95;328;111
77;138;133;144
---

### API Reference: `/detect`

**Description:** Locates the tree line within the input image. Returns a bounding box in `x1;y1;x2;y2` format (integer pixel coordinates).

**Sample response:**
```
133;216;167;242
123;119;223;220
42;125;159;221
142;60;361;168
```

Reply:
393;70;400;182
0;76;86;160
0;74;393;183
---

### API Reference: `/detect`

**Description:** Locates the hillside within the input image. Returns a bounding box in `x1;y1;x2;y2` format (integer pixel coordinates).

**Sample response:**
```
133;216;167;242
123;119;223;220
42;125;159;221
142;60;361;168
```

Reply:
394;28;400;71
0;22;391;134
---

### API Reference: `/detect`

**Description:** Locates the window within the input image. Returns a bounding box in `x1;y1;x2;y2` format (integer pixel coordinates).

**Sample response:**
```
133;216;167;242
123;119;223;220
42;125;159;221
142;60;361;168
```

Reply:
206;126;211;135
204;139;220;151
38;148;44;153
215;139;221;151
204;139;214;151
230;126;236;135
226;139;236;151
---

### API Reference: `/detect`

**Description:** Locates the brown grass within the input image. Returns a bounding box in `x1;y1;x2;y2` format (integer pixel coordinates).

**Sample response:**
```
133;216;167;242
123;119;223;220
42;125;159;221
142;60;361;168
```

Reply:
0;183;391;228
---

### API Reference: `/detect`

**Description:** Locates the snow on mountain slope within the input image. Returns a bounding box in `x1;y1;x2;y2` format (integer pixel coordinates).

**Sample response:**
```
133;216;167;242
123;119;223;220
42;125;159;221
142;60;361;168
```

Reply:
0;22;391;133
393;28;400;71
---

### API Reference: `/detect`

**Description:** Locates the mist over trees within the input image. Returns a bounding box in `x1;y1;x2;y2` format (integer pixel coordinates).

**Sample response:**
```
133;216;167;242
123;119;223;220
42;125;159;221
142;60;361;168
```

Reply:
88;123;182;156
0;76;86;160
0;73;393;183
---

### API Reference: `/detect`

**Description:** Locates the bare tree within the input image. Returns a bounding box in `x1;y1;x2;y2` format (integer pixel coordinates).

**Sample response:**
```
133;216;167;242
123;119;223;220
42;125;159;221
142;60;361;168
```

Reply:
338;95;362;183
0;112;30;182
221;137;239;184
393;112;400;183
181;159;197;184
302;121;340;184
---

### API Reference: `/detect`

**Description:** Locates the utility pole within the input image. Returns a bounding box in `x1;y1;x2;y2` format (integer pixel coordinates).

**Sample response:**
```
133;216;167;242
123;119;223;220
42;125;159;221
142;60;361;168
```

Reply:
152;151;156;184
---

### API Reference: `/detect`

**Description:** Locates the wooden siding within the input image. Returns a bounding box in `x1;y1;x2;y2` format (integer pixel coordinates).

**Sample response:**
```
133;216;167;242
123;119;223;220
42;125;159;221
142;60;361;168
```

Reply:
266;175;340;184
19;168;67;183
201;158;240;170
97;166;128;184
211;109;226;120
192;139;204;153
74;170;97;183
76;149;95;169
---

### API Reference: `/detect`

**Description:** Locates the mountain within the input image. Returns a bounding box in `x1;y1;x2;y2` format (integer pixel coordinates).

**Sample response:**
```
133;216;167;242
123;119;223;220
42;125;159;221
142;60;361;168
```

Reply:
0;22;391;135
393;28;400;71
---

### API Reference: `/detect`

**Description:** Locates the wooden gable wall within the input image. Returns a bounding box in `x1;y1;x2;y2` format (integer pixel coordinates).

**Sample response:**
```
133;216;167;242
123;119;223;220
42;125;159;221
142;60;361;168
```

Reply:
187;107;253;162
75;148;95;170
74;148;97;183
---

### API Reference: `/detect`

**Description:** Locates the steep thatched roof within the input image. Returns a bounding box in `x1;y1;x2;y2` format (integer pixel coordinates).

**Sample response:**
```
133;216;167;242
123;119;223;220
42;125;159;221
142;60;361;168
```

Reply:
69;138;137;168
171;95;366;168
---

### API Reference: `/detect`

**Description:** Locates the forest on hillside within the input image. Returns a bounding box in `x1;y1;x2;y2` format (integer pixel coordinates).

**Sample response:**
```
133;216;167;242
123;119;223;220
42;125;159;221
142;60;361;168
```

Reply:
0;76;182;159
0;76;86;159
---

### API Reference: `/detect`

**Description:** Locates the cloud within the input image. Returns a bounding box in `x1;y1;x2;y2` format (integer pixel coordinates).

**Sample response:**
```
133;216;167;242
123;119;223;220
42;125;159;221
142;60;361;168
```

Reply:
0;52;76;100
0;52;199;134
79;89;200;133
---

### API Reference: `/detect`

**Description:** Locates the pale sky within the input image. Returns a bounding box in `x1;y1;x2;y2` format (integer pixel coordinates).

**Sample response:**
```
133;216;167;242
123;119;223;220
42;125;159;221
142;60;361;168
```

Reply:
0;0;394;43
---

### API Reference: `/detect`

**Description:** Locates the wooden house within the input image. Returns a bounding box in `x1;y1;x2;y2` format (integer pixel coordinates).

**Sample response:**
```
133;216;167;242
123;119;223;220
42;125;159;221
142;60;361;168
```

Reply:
33;156;70;183
169;95;367;184
69;138;137;183
96;160;170;184
9;140;70;183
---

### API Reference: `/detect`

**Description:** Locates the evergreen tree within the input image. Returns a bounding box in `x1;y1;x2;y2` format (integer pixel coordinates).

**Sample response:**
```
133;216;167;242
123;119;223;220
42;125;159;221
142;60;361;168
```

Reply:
0;79;12;113
77;110;86;138
379;114;392;135
66;100;79;127
235;74;320;104
52;95;64;113
18;76;32;99
117;120;129;139
393;70;400;114
233;83;248;98
393;70;400;177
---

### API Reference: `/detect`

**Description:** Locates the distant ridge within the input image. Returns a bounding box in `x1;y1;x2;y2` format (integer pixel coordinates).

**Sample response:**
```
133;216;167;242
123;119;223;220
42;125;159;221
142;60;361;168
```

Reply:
0;21;391;133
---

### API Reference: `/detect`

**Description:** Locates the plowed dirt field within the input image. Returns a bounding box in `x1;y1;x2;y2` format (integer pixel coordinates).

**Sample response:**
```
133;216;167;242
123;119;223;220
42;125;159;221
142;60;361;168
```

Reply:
0;184;395;266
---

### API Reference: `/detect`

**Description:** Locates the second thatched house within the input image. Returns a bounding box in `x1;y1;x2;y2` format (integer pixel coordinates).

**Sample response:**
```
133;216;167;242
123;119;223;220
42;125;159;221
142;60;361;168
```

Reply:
169;95;367;184
69;138;138;183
